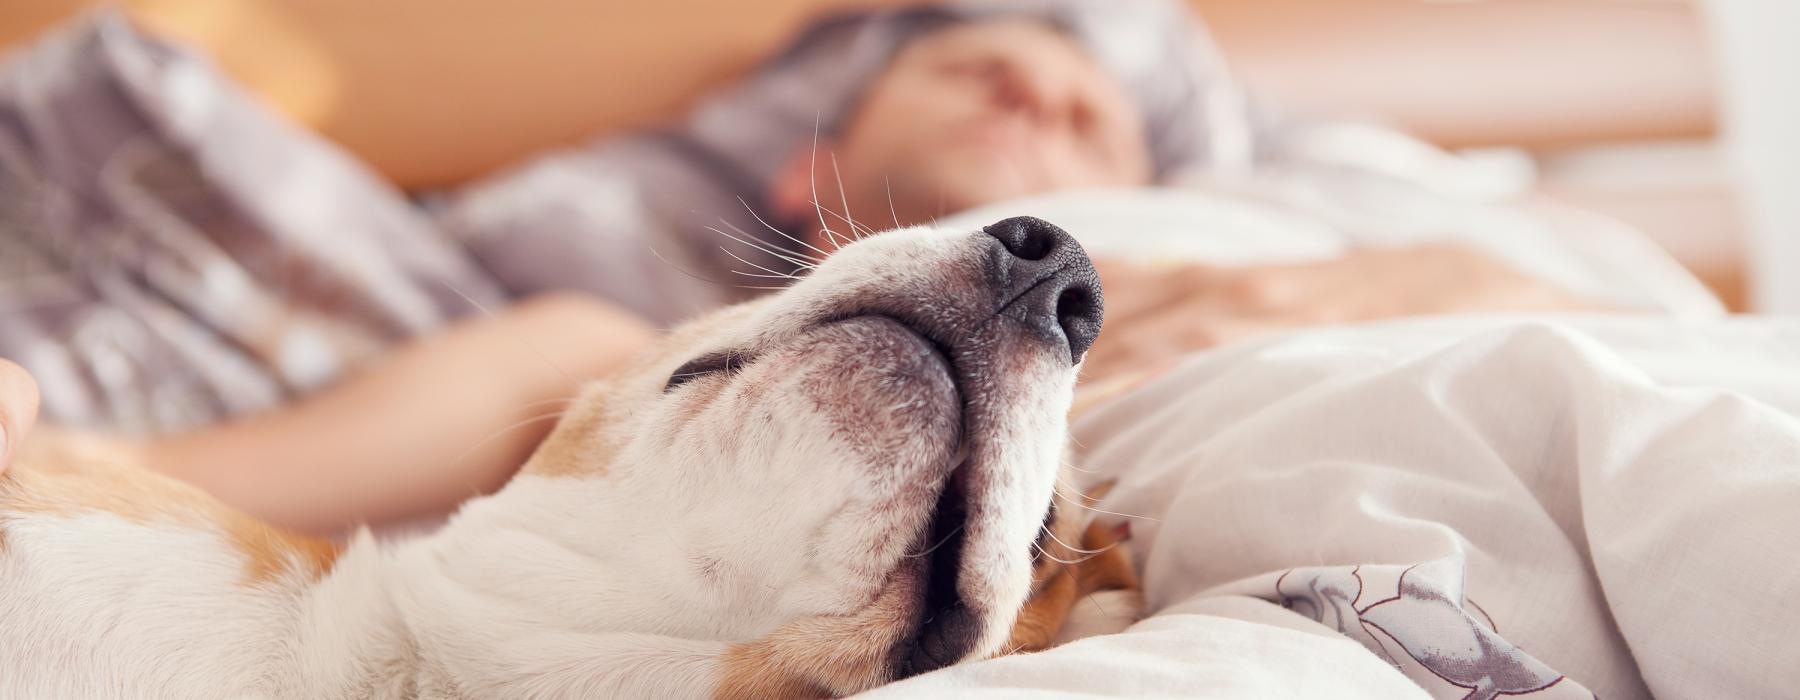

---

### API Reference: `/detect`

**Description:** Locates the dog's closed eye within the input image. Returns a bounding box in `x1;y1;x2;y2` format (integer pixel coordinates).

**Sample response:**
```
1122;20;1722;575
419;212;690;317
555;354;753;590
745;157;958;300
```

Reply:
664;351;752;392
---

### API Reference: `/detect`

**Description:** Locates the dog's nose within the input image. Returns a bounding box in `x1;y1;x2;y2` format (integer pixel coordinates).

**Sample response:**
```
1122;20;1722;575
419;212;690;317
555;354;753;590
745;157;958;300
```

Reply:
983;216;1104;362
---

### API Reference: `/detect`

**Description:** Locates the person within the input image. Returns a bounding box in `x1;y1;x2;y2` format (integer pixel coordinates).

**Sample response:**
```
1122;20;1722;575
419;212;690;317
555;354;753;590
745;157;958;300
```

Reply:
0;359;37;476
738;15;1586;375
0;4;1584;533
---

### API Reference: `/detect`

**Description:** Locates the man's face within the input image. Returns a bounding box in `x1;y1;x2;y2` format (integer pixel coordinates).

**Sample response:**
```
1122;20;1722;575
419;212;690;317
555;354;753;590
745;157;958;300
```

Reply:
812;19;1152;231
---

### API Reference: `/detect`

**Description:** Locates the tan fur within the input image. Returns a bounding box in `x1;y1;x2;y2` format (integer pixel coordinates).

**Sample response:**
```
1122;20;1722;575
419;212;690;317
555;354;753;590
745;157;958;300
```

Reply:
519;395;616;479
715;567;923;700
0;430;340;584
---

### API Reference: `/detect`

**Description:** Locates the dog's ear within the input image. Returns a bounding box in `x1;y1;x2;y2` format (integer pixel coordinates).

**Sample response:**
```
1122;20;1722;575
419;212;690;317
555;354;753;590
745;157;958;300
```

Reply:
519;386;618;478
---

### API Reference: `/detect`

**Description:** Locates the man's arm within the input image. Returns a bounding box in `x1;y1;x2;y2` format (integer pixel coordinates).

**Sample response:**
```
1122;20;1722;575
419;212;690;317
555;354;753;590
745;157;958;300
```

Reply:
1083;245;1593;383
0;359;41;474
143;294;655;534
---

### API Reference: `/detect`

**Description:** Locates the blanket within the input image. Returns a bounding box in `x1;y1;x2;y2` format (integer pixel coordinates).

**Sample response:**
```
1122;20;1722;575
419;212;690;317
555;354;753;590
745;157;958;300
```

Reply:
871;315;1800;698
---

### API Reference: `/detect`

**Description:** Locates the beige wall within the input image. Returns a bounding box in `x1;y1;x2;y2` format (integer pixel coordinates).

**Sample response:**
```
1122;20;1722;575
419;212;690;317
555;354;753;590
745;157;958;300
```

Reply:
1191;0;1714;149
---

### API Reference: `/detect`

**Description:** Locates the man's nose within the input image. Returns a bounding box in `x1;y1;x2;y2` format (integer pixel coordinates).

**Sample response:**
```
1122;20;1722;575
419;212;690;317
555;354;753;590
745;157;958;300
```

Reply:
982;216;1104;363
992;62;1081;131
993;62;1058;124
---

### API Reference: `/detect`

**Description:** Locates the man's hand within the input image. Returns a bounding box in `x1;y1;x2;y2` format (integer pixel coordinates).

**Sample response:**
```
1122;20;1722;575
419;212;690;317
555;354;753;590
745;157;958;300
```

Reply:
0;359;40;475
1085;245;1590;381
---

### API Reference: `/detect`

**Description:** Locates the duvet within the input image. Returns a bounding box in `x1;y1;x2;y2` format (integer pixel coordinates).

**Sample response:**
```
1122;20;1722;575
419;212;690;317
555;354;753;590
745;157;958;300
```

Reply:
871;315;1800;699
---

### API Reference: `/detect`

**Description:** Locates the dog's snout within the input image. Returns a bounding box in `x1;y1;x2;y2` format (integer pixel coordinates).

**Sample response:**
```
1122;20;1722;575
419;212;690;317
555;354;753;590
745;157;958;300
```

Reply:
983;216;1104;362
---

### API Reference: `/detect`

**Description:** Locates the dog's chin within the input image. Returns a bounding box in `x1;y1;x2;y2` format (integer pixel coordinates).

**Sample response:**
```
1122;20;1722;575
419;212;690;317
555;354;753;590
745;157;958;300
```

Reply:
791;315;1057;683
802;316;983;676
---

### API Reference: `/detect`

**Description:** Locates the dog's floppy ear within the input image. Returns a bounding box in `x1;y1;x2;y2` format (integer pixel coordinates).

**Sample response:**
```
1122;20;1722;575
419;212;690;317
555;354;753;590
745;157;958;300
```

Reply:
520;387;618;478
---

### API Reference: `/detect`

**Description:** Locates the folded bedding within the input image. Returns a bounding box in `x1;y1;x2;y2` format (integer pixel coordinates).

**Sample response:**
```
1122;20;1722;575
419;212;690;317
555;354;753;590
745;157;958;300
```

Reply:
873;315;1800;698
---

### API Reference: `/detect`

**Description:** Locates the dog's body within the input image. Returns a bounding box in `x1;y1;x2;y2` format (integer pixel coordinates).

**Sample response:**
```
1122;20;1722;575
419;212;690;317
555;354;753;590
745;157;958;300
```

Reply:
0;218;1131;698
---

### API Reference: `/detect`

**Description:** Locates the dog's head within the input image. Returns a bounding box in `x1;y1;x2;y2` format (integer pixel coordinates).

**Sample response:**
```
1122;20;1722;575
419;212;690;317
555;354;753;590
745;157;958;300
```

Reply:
510;216;1100;696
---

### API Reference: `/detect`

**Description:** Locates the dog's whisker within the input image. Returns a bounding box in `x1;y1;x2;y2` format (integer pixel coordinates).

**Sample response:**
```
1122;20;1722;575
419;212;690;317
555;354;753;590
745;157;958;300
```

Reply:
1068;502;1162;523
1050;483;1161;523
1030;539;1097;565
808;198;876;238
732;199;830;261
704;225;818;271
1051;480;1106;508
716;215;822;266
884;174;902;230
720;247;801;281
828;150;873;240
649;243;787;292
809;113;853;250
720;226;820;268
729;269;802;280
903;524;965;558
1036;531;1116;563
1039;523;1111;556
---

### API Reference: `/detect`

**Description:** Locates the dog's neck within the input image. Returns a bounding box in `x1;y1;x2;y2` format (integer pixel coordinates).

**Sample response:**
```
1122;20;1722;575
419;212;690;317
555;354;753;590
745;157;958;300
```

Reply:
283;533;422;697
289;475;748;697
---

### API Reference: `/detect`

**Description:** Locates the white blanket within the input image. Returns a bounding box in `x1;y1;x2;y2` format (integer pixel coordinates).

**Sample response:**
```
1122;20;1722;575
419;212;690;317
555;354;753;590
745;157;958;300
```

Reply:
897;143;1752;697
869;315;1800;699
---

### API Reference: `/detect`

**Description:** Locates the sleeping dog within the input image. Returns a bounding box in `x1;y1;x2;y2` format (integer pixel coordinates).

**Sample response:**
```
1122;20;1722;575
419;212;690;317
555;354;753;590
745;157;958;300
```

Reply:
0;216;1131;698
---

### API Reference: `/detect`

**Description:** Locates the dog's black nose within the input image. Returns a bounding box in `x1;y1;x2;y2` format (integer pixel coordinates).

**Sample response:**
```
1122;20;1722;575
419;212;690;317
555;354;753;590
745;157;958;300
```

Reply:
983;216;1104;362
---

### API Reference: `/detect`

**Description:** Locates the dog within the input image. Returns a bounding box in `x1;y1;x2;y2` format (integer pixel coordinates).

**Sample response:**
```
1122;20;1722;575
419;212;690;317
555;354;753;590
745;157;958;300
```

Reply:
0;216;1134;698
